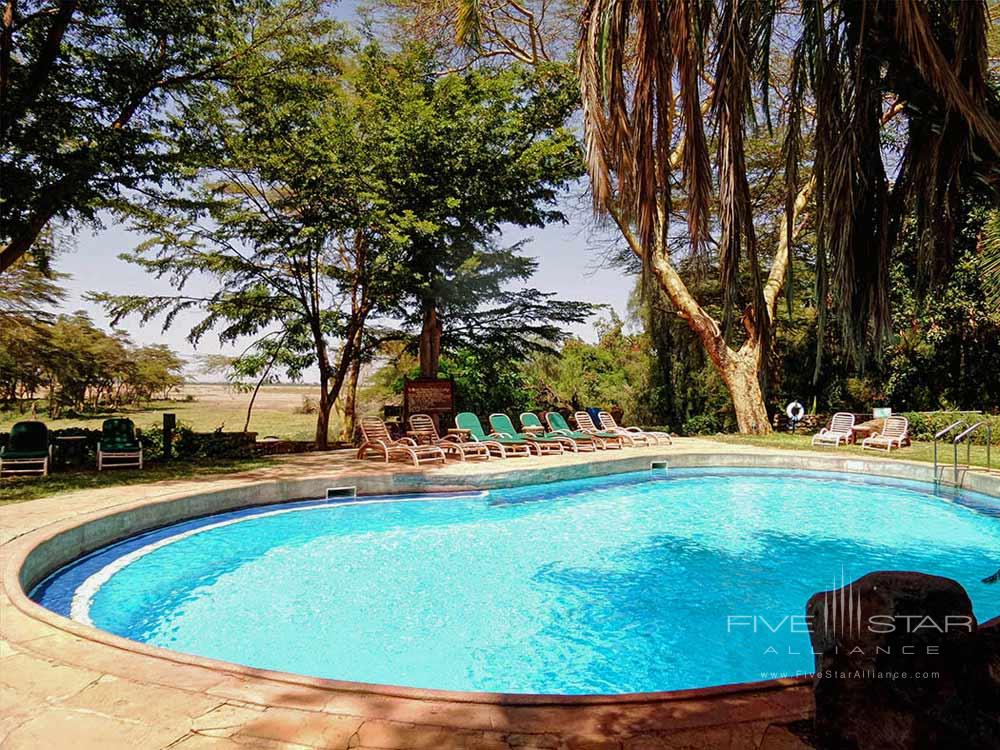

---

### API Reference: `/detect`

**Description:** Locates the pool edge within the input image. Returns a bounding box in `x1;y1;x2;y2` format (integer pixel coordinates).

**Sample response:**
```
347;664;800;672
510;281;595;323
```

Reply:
3;445;998;746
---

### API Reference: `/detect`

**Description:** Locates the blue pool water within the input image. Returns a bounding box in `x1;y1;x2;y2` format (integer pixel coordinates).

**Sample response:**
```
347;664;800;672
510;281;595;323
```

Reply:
32;469;1000;695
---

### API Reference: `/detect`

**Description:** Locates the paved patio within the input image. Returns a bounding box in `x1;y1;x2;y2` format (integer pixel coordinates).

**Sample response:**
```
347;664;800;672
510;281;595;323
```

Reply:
3;440;995;749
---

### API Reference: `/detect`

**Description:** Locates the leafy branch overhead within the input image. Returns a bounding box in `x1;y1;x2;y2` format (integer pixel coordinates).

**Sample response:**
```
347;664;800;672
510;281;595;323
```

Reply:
1;0;339;273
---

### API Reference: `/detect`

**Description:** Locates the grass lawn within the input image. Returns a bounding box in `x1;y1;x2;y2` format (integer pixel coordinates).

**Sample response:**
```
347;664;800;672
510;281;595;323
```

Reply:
0;383;333;442
713;432;996;471
0;457;274;505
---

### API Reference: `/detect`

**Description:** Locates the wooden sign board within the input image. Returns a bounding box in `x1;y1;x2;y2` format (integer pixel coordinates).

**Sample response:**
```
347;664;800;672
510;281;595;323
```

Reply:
404;378;455;416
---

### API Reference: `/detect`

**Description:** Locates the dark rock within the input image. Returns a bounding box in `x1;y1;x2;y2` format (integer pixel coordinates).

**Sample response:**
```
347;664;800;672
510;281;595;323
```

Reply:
807;571;1000;749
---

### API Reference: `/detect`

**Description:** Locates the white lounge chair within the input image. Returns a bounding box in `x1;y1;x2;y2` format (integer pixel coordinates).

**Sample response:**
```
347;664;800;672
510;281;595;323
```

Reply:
812;412;856;447
862;416;909;452
357;417;447;466
598;411;672;446
407;413;492;461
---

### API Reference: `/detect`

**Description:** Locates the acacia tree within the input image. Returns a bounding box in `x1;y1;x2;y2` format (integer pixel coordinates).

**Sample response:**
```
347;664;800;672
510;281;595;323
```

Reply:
96;39;592;446
94;23;410;448
1;0;330;273
351;44;590;378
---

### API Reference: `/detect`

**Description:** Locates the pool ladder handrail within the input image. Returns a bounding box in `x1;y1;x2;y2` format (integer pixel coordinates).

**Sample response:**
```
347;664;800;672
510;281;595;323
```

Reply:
950;422;992;485
933;421;966;483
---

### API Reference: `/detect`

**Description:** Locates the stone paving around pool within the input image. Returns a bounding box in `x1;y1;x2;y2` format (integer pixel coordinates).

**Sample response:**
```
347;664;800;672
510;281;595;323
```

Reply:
3;440;997;749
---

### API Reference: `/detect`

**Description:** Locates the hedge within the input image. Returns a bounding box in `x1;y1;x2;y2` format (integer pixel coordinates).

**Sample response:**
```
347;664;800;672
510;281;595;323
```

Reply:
900;412;1000;445
1;424;261;462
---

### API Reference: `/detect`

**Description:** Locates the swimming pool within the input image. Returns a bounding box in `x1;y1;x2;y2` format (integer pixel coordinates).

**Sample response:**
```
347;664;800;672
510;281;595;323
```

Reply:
32;468;1000;695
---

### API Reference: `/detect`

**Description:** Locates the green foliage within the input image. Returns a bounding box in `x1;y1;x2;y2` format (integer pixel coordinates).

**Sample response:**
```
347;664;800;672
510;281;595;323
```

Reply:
634;279;738;432
681;414;723;436
349;45;592;358
901;412;1000;446
439;349;534;416
0;300;185;416
877;204;1000;412
174;427;259;459
522;314;658;423
94;41;591;445
2;0;331;271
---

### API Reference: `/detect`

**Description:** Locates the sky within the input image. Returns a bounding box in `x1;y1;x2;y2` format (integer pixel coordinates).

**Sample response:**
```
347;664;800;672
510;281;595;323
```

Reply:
51;3;641;380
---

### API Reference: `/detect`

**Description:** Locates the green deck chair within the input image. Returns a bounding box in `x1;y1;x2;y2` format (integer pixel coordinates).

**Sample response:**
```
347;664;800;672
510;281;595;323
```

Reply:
546;412;624;449
454;413;533;458
489;413;564;455
98;418;143;471
519;412;593;452
0;421;51;476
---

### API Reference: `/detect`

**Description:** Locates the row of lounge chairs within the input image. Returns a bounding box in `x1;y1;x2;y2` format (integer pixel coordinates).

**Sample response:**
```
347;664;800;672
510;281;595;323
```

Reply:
356;411;672;466
811;412;909;452
0;419;143;477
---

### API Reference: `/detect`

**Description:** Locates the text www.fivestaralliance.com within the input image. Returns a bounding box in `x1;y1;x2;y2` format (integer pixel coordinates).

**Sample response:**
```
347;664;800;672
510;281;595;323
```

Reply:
760;670;940;680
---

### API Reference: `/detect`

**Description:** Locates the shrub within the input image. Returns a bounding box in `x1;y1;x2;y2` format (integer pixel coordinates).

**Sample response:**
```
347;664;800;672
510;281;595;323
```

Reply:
901;412;1000;445
175;427;258;459
141;423;259;460
682;413;722;436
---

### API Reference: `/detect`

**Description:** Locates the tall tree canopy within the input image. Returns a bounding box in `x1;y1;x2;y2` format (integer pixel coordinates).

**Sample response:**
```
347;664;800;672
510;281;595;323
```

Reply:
350;45;590;377
0;0;328;273
578;0;1000;361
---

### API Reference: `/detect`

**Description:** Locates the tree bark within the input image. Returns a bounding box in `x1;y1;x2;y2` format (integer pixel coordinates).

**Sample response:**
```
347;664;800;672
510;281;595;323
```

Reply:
418;297;442;378
339;351;362;444
611;177;815;434
315;369;332;450
717;347;770;434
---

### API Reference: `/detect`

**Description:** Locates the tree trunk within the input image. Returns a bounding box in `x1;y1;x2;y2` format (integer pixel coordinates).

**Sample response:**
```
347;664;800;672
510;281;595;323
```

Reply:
314;371;332;450
338;353;362;444
718;351;770;434
418;297;442;378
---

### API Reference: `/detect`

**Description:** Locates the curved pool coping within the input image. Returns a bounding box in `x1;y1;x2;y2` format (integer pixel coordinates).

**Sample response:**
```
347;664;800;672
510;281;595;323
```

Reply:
4;443;999;747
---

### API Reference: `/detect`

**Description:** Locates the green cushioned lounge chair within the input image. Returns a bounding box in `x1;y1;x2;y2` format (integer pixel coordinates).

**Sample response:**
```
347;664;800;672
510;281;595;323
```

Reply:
519;412;595;452
0;421;51;476
98;418;143;471
489;413;564;456
543;411;617;449
454;413;533;458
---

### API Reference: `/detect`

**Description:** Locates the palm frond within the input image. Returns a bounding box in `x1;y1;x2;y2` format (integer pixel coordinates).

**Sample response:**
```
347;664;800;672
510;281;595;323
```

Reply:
455;0;483;49
983;209;1000;309
579;0;712;262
